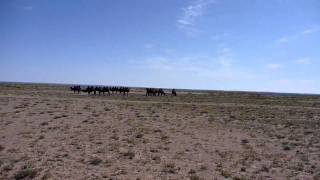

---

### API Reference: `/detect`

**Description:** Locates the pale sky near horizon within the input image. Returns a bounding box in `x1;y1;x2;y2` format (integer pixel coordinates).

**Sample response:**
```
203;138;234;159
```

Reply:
0;0;319;93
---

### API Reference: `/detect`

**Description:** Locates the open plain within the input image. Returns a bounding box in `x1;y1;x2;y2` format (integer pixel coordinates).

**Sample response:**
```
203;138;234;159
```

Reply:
0;83;319;179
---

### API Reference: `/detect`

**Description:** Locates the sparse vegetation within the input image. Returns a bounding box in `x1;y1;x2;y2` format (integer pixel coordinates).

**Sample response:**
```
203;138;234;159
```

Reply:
88;157;103;165
1;84;319;179
0;145;4;152
14;165;37;180
162;162;177;174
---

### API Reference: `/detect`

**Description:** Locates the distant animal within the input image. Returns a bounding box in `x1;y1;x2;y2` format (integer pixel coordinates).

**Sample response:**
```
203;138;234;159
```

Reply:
171;89;177;96
146;88;166;96
82;86;94;95
70;85;81;94
70;85;129;96
158;88;166;96
146;88;155;96
110;87;118;94
94;86;101;95
101;86;110;96
119;87;130;96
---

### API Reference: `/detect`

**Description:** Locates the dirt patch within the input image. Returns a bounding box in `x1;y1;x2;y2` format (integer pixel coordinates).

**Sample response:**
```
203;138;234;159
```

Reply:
0;83;319;179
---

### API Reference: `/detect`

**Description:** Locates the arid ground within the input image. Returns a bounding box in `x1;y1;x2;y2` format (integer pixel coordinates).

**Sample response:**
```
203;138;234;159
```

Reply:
0;83;319;180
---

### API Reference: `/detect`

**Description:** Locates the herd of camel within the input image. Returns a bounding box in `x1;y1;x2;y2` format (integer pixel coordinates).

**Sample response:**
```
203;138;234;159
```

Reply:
70;86;177;96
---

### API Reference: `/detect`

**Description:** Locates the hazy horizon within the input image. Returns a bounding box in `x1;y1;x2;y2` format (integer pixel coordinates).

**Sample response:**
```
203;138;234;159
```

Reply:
1;0;319;93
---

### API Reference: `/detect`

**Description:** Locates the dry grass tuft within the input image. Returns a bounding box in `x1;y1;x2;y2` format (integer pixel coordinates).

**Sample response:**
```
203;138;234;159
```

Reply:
14;165;37;180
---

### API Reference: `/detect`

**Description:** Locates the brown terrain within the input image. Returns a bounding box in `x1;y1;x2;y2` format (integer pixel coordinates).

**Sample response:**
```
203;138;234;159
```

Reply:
0;83;319;180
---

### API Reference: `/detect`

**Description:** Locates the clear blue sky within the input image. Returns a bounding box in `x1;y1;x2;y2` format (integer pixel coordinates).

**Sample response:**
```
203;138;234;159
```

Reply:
1;0;319;93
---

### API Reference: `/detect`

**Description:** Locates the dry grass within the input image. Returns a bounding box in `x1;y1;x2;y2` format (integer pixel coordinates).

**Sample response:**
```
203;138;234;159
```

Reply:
0;83;319;179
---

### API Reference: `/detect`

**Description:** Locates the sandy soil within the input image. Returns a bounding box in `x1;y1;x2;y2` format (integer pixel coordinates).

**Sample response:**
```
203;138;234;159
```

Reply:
0;83;319;180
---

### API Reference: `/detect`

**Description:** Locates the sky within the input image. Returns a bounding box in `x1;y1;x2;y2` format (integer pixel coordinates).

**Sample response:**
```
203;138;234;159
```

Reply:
0;0;320;93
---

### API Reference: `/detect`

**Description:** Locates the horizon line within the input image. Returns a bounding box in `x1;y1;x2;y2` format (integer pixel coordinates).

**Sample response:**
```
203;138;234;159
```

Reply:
1;80;319;96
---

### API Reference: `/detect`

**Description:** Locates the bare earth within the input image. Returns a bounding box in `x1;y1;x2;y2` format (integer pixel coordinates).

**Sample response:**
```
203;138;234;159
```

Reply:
0;83;319;180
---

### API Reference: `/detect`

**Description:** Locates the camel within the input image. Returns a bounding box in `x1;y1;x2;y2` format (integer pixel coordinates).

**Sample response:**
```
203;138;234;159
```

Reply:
70;86;81;94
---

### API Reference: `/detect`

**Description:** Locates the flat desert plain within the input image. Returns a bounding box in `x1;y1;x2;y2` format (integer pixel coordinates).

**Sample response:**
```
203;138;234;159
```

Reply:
0;83;320;180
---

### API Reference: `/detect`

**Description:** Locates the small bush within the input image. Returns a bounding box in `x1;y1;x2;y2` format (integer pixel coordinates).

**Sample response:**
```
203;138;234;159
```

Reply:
135;133;144;138
152;155;161;164
123;151;135;159
189;174;201;180
2;164;13;172
241;139;249;144
283;145;291;151
40;122;49;126
14;166;37;180
88;157;102;165
0;145;4;152
162;162;176;174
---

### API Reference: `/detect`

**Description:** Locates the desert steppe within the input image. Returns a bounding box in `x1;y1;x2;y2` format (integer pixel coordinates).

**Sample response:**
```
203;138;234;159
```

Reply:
0;83;319;180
